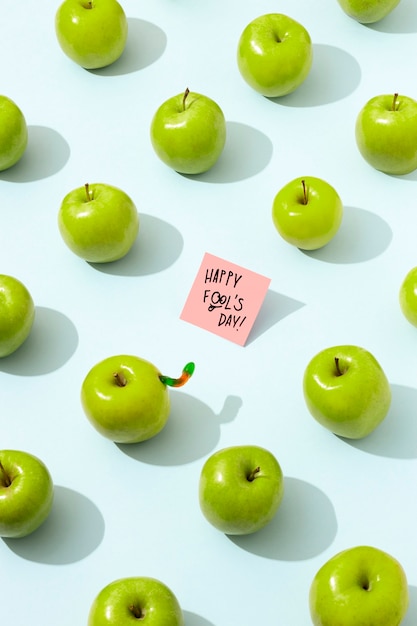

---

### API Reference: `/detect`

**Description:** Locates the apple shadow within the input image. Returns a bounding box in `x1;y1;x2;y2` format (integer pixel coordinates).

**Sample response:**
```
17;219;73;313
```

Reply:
88;18;167;76
246;289;305;345
0;126;70;182
2;486;105;565
117;393;242;466
228;477;338;561
340;384;417;459
302;206;393;264
183;611;215;626
89;214;184;277
0;307;78;376
366;0;417;33
270;44;361;108
403;585;417;626
181;122;273;184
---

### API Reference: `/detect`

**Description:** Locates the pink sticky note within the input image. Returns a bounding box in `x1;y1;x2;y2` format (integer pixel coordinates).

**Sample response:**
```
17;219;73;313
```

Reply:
180;253;271;346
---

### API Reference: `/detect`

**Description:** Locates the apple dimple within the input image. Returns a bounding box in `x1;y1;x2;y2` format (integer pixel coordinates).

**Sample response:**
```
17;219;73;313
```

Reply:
129;604;143;619
246;466;261;482
81;1;93;9
0;460;12;488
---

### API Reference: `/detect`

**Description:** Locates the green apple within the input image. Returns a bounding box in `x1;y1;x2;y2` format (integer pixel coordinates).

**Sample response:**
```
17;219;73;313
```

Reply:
237;13;313;98
336;0;401;23
199;445;284;535
150;88;226;174
0;95;28;171
0;449;54;538
58;182;139;263
55;0;128;69
399;266;417;326
355;93;417;175
272;176;343;250
88;576;184;625
303;345;391;439
0;274;35;358
309;545;409;626
81;355;194;443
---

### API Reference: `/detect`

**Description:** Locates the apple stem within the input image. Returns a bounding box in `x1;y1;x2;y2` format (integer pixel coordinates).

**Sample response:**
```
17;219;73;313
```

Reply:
85;183;93;202
128;604;143;619
392;93;399;111
0;460;11;488
159;362;195;388
301;179;308;205
182;87;190;111
113;371;128;387
247;466;261;482
334;357;344;376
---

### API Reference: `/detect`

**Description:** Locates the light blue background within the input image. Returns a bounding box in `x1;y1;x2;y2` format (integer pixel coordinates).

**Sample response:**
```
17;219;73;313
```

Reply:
1;1;417;624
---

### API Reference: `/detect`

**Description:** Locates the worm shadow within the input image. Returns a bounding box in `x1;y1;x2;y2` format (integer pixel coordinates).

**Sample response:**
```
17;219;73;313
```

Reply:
303;206;393;264
0;307;78;376
246;289;305;345
341;384;417;459
0;126;70;182
89;214;184;277
181;122;273;184
272;44;361;108
117;393;242;466
229;477;338;561
3;486;105;564
89;18;167;76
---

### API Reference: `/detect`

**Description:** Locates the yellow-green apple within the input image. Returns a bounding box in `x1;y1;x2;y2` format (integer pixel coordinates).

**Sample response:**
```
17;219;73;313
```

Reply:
0;95;28;171
309;545;409;626
336;0;401;23
355;93;417;175
237;13;313;98
58;183;139;263
150;88;226;174
399;266;417;326
0;274;35;358
55;0;128;69
272;176;343;250
199;445;284;535
303;345;391;439
88;577;184;625
0;450;54;538
81;356;195;443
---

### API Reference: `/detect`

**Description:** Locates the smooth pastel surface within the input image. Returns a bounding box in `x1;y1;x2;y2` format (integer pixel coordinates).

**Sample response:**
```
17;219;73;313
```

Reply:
1;1;417;625
309;545;409;625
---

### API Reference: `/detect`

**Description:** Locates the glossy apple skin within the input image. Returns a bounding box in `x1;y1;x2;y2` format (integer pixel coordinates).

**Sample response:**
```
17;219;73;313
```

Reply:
355;94;417;175
272;176;343;250
55;0;128;69
0;274;35;358
88;577;184;626
310;545;409;626
303;345;391;439
0;95;28;171
150;90;226;174
237;13;313;98
0;450;54;538
199;445;284;535
81;355;170;443
399;267;417;326
58;183;139;263
337;0;401;23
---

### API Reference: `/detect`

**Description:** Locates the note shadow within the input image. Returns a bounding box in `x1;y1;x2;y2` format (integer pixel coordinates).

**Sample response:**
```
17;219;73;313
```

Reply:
117;393;242;466
272;44;361;108
229;477;337;561
0;126;70;182
341;384;417;459
3;486;105;564
0;307;78;376
303;206;393;264
246;289;305;345
181;122;273;184
89;214;184;277
89;18;167;76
